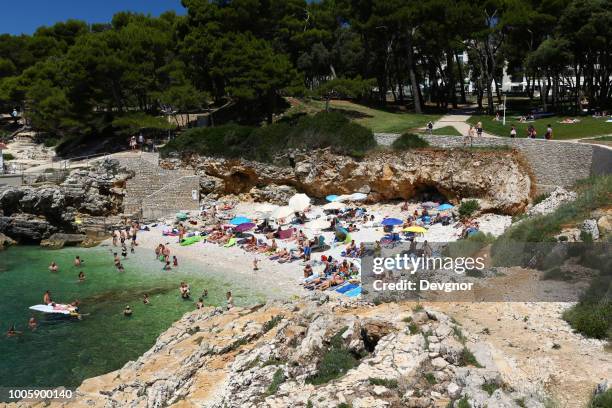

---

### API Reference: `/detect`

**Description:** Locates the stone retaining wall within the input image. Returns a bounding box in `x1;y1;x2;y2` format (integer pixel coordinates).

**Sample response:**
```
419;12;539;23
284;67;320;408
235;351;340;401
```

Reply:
374;133;610;194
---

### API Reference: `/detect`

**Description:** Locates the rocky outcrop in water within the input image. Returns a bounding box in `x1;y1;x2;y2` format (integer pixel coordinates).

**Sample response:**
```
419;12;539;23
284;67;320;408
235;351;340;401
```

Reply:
53;297;546;408
0;159;130;242
166;148;533;214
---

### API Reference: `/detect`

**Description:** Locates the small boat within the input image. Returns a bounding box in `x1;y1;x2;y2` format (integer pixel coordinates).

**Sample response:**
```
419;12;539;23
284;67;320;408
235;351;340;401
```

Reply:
29;304;81;318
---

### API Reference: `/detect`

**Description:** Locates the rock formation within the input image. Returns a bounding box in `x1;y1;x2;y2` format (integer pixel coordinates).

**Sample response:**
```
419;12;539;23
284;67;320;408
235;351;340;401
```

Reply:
0;159;129;243
47;297;546;408
167;148;533;214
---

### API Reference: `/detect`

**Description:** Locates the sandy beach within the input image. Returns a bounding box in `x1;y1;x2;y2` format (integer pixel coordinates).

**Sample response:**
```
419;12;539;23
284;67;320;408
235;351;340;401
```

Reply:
123;200;513;301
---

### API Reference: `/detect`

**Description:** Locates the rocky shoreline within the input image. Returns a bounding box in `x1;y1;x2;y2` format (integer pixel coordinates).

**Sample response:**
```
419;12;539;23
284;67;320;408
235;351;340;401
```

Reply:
21;296;550;408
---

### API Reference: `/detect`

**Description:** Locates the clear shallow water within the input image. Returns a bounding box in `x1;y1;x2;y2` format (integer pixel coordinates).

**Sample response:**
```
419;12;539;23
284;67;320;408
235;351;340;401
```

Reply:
0;245;262;389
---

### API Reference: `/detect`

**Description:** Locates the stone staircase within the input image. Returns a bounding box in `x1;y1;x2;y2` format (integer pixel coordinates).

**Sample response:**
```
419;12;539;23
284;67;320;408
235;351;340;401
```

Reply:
115;152;200;219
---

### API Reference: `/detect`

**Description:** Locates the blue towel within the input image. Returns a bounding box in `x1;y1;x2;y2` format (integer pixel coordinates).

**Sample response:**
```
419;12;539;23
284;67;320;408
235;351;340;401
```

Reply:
336;283;358;294
345;286;362;297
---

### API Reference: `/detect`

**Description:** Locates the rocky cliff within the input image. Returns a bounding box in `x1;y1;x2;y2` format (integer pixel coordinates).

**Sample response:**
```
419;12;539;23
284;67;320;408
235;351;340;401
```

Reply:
166;148;533;214
0;159;129;242
35;296;546;408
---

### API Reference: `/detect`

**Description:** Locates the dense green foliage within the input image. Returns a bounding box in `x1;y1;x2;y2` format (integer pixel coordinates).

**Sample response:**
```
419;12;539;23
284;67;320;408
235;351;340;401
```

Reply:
458;200;480;218
589;389;612;408
0;0;609;149
162;112;376;161
306;327;362;385
391;133;430;150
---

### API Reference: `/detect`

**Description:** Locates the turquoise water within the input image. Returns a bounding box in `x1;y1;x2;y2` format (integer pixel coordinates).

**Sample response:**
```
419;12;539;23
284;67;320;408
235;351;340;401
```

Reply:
0;245;262;389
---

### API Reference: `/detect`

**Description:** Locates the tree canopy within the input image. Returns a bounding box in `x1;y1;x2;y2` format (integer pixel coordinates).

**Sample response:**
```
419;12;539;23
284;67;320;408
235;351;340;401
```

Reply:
0;0;609;142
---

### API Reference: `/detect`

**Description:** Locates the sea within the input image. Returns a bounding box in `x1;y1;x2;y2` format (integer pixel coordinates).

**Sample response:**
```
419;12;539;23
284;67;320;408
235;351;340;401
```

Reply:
0;244;262;391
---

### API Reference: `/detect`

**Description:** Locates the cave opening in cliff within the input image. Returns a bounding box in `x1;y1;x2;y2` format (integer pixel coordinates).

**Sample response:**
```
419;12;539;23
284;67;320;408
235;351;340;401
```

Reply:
410;184;451;203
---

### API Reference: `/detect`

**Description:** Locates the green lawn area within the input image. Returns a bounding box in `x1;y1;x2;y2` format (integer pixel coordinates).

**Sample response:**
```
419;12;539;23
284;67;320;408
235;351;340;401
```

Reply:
467;115;612;140
429;126;462;136
286;98;440;134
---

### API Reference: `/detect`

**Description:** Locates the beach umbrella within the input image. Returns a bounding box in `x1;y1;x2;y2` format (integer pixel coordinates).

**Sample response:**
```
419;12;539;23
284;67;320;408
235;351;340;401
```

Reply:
336;194;352;202
403;226;427;233
326;194;339;202
437;204;454;211
288;193;311;211
306;218;331;230
381;218;403;226
323;201;345;210
176;212;188;220
234;222;255;232
270;206;294;219
349;192;368;201
230;216;252;225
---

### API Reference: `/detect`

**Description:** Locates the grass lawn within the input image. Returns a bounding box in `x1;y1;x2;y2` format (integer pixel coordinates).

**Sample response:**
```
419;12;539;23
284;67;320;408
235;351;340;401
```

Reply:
467;115;612;140
285;98;440;134
429;126;462;136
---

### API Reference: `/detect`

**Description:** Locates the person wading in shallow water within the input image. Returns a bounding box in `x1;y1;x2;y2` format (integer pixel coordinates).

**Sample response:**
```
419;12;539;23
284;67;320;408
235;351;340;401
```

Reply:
123;305;133;317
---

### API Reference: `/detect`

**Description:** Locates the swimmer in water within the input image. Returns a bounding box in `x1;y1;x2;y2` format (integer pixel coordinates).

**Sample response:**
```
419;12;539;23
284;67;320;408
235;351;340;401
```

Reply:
121;245;128;258
163;261;172;271
43;290;52;304
196;298;204;309
117;263;125;272
74;256;83;267
113;253;120;266
7;324;22;337
143;294;150;305
28;316;38;330
123;305;132;317
48;262;58;272
78;271;85;282
202;289;208;298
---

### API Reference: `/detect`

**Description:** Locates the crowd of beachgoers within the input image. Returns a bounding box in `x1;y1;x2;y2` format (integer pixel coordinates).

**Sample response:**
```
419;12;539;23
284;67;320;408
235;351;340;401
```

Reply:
135;193;512;302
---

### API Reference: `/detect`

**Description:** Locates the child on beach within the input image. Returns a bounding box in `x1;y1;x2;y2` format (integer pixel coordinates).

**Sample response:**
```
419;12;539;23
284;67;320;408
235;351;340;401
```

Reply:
173;256;178;267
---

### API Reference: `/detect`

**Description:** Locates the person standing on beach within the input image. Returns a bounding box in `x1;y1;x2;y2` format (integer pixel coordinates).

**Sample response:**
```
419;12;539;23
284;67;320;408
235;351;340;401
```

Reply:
253;257;259;271
129;135;137;151
138;133;144;151
510;125;517;138
426;121;434;135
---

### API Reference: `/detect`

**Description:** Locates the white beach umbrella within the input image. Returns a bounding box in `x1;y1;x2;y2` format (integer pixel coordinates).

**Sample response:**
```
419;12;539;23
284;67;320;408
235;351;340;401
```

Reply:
270;205;294;219
335;194;352;202
323;201;345;210
306;218;331;230
288;193;311;212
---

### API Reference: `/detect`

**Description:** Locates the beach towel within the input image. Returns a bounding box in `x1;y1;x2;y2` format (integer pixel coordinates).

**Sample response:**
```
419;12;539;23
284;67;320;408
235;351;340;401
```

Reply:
180;236;202;246
336;283;358;294
223;238;237;248
277;229;293;240
345;286;362;297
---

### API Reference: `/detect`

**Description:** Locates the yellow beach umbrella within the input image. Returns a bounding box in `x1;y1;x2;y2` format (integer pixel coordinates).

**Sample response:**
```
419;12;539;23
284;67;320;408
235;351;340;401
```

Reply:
403;226;427;233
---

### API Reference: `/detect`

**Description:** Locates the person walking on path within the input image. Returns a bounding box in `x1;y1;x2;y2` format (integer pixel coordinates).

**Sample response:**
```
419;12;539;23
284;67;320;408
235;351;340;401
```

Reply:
138;133;145;151
545;124;553;140
476;121;483;138
510;125;517;138
464;125;475;147
129;135;137;151
426;121;434;135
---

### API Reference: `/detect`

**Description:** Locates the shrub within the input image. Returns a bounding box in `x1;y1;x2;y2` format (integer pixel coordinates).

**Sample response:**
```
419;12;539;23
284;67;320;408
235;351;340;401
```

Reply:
481;382;499;395
2;153;14;161
458;200;480;218
369;377;399;388
457;396;471;408
43;137;59;147
424;372;437;385
266;368;285;395
408;322;420;334
306;327;361;385
263;315;283;332
590;389;612;408
563;300;611;341
459;347;482;367
161;111;376;162
391;133;429;150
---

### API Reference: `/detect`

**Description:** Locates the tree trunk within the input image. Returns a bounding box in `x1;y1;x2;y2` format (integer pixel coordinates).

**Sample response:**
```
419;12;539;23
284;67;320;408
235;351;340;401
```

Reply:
406;35;423;114
446;51;457;109
455;53;467;104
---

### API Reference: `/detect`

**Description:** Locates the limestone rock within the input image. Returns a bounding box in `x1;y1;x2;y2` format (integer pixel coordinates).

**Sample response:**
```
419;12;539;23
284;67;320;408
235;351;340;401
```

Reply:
0;232;16;249
581;219;600;240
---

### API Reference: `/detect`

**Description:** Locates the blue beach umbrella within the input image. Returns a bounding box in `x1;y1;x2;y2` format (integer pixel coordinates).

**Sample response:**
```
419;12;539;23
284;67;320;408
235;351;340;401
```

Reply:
230;216;252;225
326;194;339;202
437;204;454;211
381;218;403;226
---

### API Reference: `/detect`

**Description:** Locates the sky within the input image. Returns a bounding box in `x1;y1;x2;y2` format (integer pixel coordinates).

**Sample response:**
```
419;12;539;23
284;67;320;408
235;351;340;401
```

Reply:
1;0;186;35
